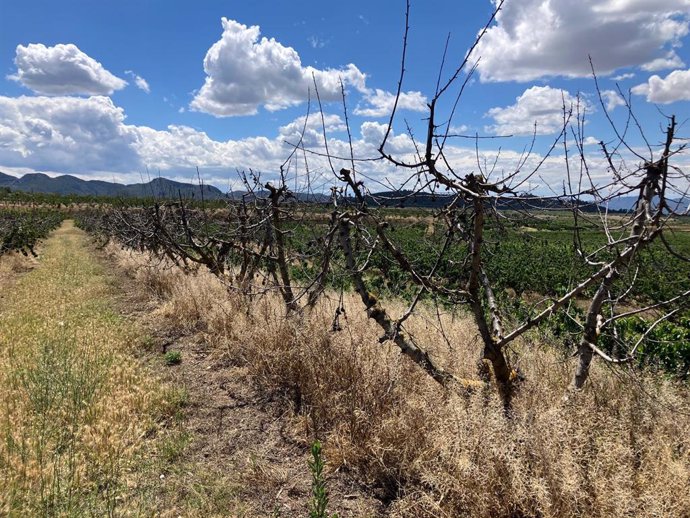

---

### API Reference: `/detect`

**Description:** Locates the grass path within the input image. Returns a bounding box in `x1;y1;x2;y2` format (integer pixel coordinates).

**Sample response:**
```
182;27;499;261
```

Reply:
0;221;165;516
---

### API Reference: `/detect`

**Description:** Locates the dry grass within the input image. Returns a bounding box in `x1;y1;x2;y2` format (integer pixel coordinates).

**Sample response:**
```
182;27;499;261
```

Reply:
0;222;169;515
0;249;39;284
111;245;690;518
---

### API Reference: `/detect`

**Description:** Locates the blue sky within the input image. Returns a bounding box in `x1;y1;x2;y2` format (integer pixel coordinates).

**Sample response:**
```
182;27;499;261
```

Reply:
1;0;689;193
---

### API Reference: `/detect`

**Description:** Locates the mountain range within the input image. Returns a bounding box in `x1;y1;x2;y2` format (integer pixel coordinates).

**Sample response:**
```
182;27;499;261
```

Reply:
0;172;226;199
0;172;688;212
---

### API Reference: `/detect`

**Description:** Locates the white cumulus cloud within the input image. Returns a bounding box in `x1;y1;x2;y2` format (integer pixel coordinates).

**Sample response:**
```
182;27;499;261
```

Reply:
601;90;626;111
640;51;686;72
190;18;367;117
473;0;690;82
612;72;636;81
0;95;139;173
354;89;427;118
277;113;346;148
0;94;632;196
125;71;150;93
8;43;128;96
631;68;690;103
485;86;587;135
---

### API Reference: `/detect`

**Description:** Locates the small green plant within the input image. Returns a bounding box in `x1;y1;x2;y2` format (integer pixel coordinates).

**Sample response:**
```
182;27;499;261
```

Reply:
160;430;190;463
164;350;182;365
159;386;188;422
308;440;337;518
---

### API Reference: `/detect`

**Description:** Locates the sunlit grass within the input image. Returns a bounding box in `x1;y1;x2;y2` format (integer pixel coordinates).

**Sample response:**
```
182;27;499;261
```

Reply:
0;221;164;515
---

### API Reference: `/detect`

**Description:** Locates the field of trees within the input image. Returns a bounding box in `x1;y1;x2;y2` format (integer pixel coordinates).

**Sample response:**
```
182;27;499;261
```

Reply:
0;176;688;516
70;199;690;383
0;207;63;257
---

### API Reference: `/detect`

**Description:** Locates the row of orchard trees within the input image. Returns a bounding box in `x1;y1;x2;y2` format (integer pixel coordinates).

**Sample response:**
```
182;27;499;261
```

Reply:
0;208;64;258
77;1;689;409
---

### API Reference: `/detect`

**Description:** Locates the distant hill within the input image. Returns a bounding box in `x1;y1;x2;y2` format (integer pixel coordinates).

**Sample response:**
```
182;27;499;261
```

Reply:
366;191;578;210
601;195;689;213
367;191;690;213
225;190;332;203
0;172;226;199
1;172;688;211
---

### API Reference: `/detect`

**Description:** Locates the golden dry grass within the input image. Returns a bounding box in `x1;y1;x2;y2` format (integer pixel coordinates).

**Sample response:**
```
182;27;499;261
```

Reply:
111;245;690;518
0;249;39;283
0;221;168;515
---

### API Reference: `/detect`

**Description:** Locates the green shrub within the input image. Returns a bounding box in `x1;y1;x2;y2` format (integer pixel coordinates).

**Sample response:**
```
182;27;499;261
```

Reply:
164;350;182;366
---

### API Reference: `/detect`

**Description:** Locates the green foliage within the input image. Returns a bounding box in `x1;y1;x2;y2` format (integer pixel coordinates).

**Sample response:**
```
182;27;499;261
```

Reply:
159;430;191;463
164;351;182;366
308;441;337;518
606;314;690;378
0;208;64;257
156;386;189;428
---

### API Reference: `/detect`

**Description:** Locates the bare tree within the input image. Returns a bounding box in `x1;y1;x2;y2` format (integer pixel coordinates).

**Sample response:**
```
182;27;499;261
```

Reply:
307;0;690;406
77;0;689;410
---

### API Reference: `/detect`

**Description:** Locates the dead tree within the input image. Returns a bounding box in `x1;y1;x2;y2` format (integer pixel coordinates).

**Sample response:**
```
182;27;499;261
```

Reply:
566;86;689;388
308;0;689;405
82;0;688;407
319;0;539;407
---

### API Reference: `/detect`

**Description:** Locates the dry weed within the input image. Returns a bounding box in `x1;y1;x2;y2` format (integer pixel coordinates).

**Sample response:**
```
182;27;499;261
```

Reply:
114;245;690;518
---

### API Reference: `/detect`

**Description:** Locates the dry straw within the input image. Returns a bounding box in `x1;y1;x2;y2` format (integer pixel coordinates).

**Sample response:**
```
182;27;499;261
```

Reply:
112;244;690;518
